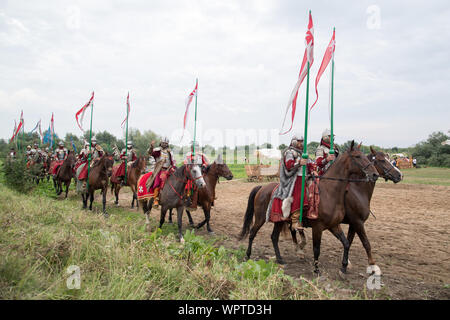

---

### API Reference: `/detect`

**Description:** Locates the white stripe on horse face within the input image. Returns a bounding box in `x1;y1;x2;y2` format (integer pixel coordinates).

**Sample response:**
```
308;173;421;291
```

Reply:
385;157;403;179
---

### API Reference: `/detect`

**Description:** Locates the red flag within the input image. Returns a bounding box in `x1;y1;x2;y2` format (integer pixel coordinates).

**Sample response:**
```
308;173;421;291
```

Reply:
11;111;23;141
310;29;335;111
181;80;198;139
121;92;130;128
50;113;54;145
280;12;314;135
75;92;94;131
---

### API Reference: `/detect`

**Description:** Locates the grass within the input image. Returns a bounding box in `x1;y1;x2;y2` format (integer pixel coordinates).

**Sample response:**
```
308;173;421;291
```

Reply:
0;179;338;300
389;167;450;186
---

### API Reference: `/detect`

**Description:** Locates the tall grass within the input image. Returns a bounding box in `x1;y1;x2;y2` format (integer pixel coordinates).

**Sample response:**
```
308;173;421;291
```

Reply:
0;181;334;300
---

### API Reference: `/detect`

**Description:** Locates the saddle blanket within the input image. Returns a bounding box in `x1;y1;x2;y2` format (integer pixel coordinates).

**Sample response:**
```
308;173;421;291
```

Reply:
269;178;320;223
137;171;156;200
110;163;132;184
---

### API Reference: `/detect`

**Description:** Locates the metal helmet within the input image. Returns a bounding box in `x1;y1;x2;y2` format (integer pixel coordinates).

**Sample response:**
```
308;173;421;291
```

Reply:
322;129;331;138
127;141;133;147
45;147;49;151
34;143;39;148
58;141;64;147
27;145;31;149
290;134;304;146
91;136;97;144
160;137;169;144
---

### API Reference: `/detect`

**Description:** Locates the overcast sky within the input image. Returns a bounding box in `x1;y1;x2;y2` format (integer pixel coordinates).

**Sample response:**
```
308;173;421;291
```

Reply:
1;0;449;148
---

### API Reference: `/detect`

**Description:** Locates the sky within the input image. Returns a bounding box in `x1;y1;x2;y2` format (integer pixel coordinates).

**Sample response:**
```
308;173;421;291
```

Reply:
1;0;449;148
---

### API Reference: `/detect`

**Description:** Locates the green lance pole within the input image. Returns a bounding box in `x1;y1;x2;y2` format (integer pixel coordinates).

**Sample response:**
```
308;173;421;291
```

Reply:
299;61;311;225
193;78;198;157
329;28;335;158
124;93;129;185
87;100;94;191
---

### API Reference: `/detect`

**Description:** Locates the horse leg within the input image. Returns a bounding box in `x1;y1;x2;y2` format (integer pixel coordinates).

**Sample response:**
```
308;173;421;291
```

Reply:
353;221;378;272
65;181;70;198
330;225;350;275
176;206;185;243
312;226;323;275
271;222;285;264
346;224;357;270
89;191;94;211
246;215;265;260
81;193;87;209
102;187;108;217
186;210;195;227
114;185;119;206
291;229;305;259
205;208;214;235
159;208;167;229
168;209;173;224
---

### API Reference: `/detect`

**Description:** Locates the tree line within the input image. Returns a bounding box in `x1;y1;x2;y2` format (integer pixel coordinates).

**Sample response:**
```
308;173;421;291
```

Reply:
1;130;449;167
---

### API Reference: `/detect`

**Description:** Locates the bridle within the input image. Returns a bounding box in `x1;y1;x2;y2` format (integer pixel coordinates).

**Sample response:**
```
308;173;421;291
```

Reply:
316;153;377;183
167;164;204;200
369;155;396;180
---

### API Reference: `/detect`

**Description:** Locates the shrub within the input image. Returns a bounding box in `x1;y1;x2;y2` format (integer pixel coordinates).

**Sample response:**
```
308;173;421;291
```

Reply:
2;157;35;193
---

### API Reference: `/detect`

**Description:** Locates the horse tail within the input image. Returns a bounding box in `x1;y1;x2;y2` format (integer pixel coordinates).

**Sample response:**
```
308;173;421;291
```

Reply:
238;185;262;240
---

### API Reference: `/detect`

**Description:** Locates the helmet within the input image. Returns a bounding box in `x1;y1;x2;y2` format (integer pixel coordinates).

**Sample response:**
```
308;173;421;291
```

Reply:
160;137;169;144
127;141;133;147
91;136;97;144
290;134;303;146
322;129;331;138
34;143;38;148
27;145;31;149
45;147;49;151
58;141;64;147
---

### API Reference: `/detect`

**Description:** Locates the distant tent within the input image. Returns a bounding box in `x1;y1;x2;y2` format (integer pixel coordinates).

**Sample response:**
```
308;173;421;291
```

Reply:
441;139;450;146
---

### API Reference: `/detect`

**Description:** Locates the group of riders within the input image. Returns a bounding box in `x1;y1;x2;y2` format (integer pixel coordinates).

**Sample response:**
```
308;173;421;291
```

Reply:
9;128;338;228
9;135;212;210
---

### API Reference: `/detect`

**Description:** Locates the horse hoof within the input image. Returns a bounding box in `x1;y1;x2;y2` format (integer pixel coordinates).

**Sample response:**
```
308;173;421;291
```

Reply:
276;259;285;265
208;231;215;235
347;259;352;270
338;269;347;280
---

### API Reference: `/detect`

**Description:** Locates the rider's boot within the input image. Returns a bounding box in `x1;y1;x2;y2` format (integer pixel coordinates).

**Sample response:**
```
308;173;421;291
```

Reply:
189;189;198;211
152;188;160;209
291;210;304;231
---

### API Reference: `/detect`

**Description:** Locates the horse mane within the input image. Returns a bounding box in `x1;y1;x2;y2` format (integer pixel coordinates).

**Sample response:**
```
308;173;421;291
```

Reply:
131;156;142;169
173;164;186;178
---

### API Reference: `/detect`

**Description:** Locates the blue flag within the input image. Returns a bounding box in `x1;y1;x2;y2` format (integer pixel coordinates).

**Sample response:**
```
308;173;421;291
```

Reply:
71;137;77;153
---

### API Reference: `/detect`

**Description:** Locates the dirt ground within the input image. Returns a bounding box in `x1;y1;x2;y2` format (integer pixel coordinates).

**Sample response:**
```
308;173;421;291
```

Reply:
109;180;450;300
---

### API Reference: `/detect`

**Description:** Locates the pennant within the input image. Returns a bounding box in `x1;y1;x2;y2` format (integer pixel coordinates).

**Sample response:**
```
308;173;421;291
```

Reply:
121;92;130;128
11;111;24;141
10;120;17;142
50;113;54;147
280;12;314;135
310;29;335;111
29;119;41;134
39;120;43;142
75;92;94;131
181;80;198;140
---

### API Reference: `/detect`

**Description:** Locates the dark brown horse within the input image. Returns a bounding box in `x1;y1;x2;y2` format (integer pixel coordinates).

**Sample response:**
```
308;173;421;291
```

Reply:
239;141;379;275
55;151;76;198
111;156;146;208
139;164;206;242
342;147;402;276
79;154;114;217
169;157;234;234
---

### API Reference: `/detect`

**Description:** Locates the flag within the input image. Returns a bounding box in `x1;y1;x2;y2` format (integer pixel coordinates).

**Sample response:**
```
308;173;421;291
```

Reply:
310;29;335;111
75;92;94;131
20;110;24;133
50;113;54;147
280;12;314;135
38;120;43;142
181;80;198;140
29;119;41;134
70;136;77;153
10;120;17;142
11;111;24;141
121;92;130;128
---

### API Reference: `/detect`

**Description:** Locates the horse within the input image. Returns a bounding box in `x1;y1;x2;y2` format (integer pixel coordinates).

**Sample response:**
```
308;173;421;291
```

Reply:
79;154;114;217
139;163;206;242
55;151;76;198
239;141;379;275
342;146;402;276
110;156;147;208
168;156;233;234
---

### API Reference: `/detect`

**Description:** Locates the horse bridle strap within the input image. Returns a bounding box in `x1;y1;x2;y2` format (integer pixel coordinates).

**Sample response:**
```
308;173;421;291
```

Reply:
317;155;373;183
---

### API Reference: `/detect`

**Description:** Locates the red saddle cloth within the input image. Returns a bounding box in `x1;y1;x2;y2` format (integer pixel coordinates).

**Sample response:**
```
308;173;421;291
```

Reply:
137;172;156;200
269;178;320;223
50;160;64;175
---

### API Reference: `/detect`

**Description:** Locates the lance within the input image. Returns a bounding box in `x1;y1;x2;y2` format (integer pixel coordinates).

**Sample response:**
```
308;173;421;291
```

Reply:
299;60;311;225
329;27;336;158
193;78;198;158
87;98;94;191
124;92;130;185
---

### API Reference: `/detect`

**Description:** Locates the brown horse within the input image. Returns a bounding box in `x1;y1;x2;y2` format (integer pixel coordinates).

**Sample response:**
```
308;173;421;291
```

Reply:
55;151;76;198
239;141;379;275
169;157;234;234
111;156;146;208
342;146;402;276
79;154;114;217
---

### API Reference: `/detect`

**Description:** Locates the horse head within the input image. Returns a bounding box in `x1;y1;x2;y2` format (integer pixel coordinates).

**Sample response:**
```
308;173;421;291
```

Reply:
368;146;403;183
104;153;114;177
344;140;379;182
213;155;233;180
132;156;147;174
186;163;206;188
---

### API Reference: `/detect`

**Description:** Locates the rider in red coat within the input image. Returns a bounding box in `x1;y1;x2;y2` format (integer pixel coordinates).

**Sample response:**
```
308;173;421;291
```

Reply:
116;141;137;185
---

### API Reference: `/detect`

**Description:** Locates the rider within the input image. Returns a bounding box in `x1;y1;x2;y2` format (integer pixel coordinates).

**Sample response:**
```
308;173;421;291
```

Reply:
147;137;176;208
26;145;33;161
75;141;90;189
32;143;42;162
90;136;104;165
8;147;16;161
184;141;209;210
52;141;68;177
315;129;339;176
269;135;316;231
117;141;138;185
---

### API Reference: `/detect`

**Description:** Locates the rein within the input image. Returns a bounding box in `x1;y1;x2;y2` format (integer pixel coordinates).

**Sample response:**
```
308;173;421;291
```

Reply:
317;154;374;183
166;165;203;200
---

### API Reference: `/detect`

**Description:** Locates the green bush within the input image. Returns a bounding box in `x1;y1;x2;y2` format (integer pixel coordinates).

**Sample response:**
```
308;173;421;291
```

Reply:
2;157;35;193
